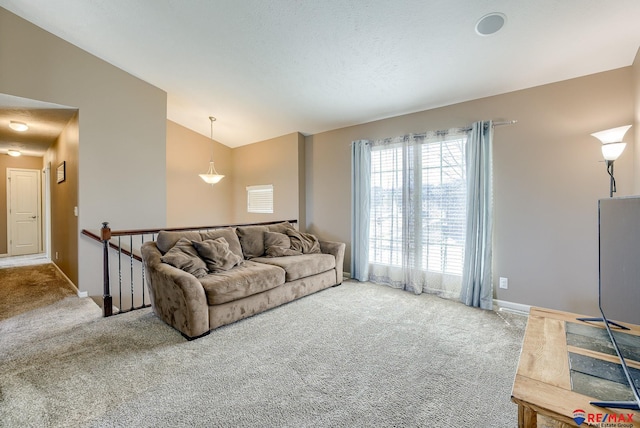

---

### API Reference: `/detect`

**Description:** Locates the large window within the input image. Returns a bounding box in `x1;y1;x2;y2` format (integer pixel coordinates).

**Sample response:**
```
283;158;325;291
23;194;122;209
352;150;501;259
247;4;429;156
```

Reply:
369;136;467;276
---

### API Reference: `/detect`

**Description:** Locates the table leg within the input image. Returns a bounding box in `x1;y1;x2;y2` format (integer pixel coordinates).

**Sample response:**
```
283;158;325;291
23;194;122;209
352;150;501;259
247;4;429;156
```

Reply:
518;403;537;428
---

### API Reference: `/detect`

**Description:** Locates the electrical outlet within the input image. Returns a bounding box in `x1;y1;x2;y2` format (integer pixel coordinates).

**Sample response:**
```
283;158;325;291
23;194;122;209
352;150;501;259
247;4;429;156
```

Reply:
499;277;508;289
55;251;59;260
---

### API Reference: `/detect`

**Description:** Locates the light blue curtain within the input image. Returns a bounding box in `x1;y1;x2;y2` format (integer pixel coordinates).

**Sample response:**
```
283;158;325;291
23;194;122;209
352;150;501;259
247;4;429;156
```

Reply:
461;121;494;309
351;140;371;281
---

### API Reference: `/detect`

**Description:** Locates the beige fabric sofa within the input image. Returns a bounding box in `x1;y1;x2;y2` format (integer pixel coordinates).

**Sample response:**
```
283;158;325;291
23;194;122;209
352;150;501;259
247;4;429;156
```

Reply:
141;222;345;339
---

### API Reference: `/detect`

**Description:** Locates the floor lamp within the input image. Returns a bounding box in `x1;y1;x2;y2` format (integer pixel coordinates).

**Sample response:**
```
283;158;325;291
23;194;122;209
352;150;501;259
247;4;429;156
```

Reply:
591;125;632;198
577;125;633;330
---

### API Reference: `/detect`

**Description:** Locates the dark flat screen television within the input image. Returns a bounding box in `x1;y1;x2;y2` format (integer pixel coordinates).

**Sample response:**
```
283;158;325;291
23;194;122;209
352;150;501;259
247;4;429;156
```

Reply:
585;196;640;410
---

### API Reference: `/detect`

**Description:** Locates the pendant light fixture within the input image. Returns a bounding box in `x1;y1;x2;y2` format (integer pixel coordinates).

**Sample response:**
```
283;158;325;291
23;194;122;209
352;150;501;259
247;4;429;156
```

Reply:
199;116;225;185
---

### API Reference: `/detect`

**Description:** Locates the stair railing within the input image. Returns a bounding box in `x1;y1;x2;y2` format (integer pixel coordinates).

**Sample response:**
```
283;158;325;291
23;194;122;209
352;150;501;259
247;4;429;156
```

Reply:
81;219;298;317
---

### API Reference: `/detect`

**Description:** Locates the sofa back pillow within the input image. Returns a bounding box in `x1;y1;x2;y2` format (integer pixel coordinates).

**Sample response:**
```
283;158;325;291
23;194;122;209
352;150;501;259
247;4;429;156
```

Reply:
157;231;202;254
160;237;208;278
237;222;296;259
192;237;243;273
264;231;302;257
200;228;243;259
287;229;321;254
235;225;268;259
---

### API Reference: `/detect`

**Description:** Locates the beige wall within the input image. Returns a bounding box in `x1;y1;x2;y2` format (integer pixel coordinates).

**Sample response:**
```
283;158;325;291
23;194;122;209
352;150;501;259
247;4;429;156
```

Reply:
0;8;167;296
166;126;305;229
634;48;640;193
231;132;303;225
166;120;233;226
306;68;634;315
0;154;43;255
45;112;79;285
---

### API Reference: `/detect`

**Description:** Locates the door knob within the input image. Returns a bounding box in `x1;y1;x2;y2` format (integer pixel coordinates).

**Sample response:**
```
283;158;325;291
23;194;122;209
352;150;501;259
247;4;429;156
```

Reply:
31;216;37;219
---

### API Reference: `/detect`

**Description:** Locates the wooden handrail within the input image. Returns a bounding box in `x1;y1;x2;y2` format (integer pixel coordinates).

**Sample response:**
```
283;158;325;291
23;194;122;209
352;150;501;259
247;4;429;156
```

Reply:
81;229;143;262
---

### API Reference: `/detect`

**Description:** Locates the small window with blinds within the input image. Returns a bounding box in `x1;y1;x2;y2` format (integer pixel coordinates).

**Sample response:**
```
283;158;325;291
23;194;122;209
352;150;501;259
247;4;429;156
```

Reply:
247;184;274;214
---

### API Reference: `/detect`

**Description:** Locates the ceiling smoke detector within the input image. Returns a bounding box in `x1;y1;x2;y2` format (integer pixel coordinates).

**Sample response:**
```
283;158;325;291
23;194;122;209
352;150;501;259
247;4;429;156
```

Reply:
475;13;506;36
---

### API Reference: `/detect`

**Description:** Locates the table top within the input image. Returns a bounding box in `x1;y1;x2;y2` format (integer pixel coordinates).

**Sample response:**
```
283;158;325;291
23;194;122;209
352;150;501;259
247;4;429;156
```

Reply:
512;307;640;427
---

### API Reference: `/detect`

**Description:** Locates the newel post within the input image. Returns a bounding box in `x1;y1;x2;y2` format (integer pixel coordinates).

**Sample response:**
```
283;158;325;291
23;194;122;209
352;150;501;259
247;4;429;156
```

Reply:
101;222;113;317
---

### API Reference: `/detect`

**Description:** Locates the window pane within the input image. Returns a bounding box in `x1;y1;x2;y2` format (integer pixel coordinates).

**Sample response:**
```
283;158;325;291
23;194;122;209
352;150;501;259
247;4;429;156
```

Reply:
369;137;466;276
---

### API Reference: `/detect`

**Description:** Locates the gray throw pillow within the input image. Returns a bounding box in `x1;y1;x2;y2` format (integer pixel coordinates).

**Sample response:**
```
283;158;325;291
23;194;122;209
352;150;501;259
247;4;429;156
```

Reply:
264;231;301;257
192;237;243;273
199;228;243;259
264;231;290;248
236;225;269;259
160;237;208;278
286;229;321;254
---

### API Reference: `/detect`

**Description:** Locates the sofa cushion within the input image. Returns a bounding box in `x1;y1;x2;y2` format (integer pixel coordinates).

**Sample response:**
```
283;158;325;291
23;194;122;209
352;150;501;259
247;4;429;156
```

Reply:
155;228;243;258
192;237;244;273
157;231;202;254
264;231;302;257
199;261;285;305
236;222;296;259
286;229;321;254
160;238;208;278
200;228;243;259
251;253;335;282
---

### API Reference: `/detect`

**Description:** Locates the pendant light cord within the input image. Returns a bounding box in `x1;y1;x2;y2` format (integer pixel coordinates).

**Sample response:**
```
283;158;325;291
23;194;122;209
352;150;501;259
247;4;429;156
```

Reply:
209;116;216;162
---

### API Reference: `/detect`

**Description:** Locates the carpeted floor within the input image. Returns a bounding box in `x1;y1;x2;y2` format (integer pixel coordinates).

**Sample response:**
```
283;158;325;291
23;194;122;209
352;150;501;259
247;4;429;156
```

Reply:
0;263;77;321
0;281;527;428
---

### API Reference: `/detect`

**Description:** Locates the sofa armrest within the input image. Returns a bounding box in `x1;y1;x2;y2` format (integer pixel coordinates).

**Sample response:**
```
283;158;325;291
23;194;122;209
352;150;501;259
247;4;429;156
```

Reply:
319;240;346;285
141;242;209;339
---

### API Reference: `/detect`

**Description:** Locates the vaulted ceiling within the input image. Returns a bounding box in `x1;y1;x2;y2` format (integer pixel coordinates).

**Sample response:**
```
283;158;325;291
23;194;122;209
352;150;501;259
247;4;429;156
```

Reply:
1;1;640;148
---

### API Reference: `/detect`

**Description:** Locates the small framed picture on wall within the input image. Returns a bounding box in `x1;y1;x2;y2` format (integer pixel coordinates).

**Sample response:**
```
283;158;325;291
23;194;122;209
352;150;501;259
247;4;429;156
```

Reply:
57;161;66;184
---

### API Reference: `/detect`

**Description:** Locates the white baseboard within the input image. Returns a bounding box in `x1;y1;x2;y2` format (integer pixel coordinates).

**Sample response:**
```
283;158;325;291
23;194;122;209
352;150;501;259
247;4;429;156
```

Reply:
51;262;83;297
494;299;531;315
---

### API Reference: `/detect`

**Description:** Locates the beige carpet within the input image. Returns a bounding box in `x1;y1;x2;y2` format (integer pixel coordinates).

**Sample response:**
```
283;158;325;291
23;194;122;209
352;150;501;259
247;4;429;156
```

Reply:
0;263;77;321
0;281;527;427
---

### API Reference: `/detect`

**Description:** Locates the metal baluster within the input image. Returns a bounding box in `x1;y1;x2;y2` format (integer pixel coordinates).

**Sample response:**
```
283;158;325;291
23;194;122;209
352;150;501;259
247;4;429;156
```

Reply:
141;234;146;308
130;235;134;311
118;237;122;313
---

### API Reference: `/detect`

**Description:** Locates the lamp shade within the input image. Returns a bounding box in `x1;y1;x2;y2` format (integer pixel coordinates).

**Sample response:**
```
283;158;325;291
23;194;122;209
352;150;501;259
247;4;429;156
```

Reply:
591;125;632;144
592;125;632;161
601;142;627;161
199;161;224;184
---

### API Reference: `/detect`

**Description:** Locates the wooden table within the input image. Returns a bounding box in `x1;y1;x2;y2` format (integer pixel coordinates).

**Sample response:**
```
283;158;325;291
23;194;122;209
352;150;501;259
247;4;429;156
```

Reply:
512;307;640;427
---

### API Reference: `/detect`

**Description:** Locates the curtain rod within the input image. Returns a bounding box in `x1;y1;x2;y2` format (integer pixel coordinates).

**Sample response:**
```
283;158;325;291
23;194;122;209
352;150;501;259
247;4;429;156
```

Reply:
355;119;518;145
493;120;517;127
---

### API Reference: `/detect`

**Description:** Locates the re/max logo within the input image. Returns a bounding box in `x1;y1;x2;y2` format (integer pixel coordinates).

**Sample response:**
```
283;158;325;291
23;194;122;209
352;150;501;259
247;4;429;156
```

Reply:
573;409;635;426
587;413;634;423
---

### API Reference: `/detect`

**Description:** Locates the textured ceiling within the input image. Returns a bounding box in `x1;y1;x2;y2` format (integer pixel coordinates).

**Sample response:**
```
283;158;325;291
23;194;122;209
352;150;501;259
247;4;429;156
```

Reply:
1;1;640;148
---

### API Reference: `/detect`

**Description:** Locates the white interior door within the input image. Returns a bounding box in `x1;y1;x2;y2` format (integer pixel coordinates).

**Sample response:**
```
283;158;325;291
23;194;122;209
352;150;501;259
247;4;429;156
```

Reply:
7;168;42;256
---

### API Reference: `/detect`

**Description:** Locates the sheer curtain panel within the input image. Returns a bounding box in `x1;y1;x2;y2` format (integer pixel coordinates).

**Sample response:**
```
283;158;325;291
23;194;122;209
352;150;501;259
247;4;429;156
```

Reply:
365;130;468;297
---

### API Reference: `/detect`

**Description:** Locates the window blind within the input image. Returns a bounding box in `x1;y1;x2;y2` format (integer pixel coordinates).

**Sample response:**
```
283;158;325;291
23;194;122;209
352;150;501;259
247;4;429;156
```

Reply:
369;137;467;275
247;184;273;213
